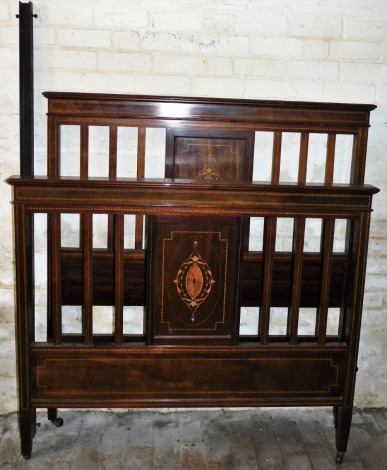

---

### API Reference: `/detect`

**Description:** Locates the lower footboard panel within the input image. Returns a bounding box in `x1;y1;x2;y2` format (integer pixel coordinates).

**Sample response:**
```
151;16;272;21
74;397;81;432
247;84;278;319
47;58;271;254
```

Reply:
31;345;347;408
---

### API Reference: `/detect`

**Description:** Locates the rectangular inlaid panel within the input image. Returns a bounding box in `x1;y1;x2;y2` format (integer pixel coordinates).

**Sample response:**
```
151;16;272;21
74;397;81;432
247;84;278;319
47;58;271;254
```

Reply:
165;130;254;182
31;346;346;406
147;216;242;345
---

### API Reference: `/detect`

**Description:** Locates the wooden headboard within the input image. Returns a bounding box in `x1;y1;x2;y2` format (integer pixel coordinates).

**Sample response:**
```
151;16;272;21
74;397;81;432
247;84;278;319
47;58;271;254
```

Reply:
8;93;379;462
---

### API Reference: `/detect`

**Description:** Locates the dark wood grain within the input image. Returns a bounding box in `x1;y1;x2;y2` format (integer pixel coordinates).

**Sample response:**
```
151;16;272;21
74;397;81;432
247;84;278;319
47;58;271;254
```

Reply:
7;92;379;461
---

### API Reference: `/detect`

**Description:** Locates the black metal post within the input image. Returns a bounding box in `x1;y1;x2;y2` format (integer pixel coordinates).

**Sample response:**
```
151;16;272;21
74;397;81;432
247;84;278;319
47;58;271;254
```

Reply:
17;1;37;177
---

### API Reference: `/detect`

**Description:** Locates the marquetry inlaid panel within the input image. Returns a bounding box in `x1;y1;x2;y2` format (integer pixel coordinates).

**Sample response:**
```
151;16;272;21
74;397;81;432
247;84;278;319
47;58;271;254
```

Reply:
165;130;254;183
147;216;242;345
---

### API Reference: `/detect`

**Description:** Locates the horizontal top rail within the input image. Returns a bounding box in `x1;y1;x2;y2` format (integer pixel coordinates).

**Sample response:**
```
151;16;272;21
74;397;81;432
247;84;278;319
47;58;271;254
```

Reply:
43;92;375;129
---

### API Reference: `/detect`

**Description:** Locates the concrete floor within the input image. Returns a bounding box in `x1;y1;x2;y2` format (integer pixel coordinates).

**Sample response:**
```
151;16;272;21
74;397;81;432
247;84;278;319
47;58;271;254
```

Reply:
0;408;386;469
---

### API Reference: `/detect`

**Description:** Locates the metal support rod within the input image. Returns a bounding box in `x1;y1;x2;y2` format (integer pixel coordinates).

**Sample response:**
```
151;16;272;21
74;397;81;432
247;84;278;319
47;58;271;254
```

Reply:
17;1;37;177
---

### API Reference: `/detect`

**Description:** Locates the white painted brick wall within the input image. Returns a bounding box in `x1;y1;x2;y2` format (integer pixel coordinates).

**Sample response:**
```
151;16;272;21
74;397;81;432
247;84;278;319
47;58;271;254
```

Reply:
98;51;152;72
57;29;112;49
40;4;94;27
344;19;387;41
0;0;386;413
141;32;179;52
250;38;303;58
94;7;148;29
205;36;250;56
0;2;9;21
0;25;18;45
151;11;204;32
153;53;205;75
340;63;387;83
330;40;381;61
324;82;376;103
191;76;244;98
288;15;343;39
207;57;233;76
244;79;297;99
288;60;339;80
112;31;140;51
235;15;287;36
44;49;97;71
233;58;287;78
302;40;329;59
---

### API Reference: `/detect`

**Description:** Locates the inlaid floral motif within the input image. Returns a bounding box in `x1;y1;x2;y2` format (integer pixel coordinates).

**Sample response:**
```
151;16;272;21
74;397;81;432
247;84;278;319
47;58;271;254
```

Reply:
195;152;222;180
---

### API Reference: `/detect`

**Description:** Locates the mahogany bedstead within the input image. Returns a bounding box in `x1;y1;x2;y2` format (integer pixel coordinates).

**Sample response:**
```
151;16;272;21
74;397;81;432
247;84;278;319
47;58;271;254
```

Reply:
8;92;378;463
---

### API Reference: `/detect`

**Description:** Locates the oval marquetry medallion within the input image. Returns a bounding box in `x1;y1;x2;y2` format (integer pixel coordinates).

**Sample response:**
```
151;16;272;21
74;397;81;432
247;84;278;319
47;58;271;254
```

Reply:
173;240;215;322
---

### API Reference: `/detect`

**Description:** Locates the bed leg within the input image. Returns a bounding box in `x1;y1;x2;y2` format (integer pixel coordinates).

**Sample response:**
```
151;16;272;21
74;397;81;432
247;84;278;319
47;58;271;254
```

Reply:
19;408;36;460
48;407;64;427
335;406;353;465
333;405;338;428
47;407;57;421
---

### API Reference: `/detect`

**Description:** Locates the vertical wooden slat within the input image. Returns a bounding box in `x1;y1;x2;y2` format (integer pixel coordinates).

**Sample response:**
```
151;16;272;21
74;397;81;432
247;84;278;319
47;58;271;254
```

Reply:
80;125;89;178
316;218;335;345
338;219;355;339
108;126;118;248
82;213;93;345
260;217;277;345
114;214;124;345
322;134;336;344
135;127;146;249
109;125;118;176
164;128;175;178
50;212;62;345
47;117;61;177
271;132;282;184
325;133;336;184
79;125;89;252
350;128;369;185
137;127;146;179
298;132;309;184
46;116;61;342
287;218;306;345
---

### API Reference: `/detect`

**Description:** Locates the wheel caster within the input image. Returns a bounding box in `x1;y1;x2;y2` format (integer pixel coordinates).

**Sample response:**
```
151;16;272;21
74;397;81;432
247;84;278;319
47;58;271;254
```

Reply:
336;451;345;464
51;417;63;427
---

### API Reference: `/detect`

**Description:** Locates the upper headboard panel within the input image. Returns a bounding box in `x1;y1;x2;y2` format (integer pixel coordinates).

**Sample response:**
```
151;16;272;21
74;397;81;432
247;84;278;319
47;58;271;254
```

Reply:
43;92;376;185
44;92;374;129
